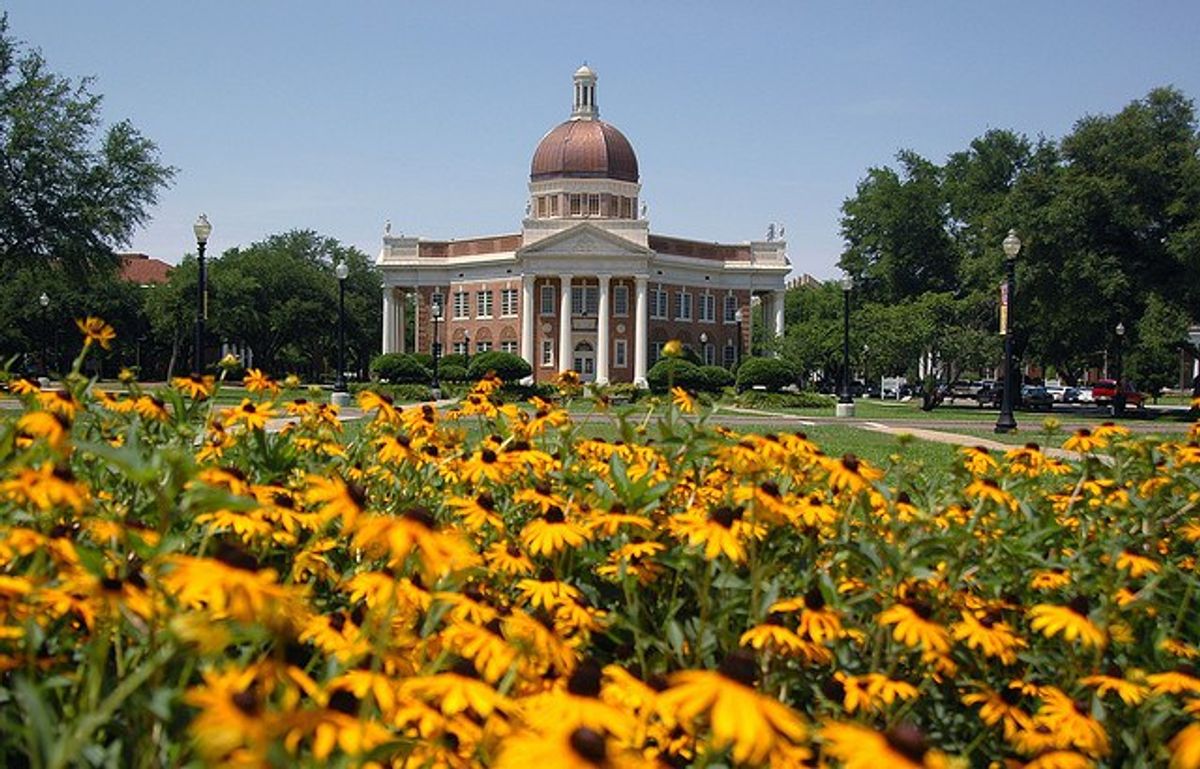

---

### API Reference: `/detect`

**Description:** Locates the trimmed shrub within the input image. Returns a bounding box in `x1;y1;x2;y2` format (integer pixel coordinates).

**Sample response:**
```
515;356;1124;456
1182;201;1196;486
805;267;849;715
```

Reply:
735;356;799;392
736;390;835;409
437;364;469;382
438;353;467;370
409;352;435;369
371;353;431;384
605;382;642;403
646;358;706;392
698;365;735;392
466;351;532;383
352;382;434;403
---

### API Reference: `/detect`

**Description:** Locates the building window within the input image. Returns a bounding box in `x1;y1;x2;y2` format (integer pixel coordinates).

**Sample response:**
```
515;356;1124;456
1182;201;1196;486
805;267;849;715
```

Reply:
613;285;628;316
724;342;736;368
703;343;715;366
501;288;518;317
476;290;493;318
676;290;692;321
540;285;555;315
536;197;546;217
724;295;738;323
588;194;600;217
431;292;444;316
614;339;627;368
453;341;467;356
501;340;518;354
571;286;584;316
651;287;668;319
549;196;560;216
453;291;468;319
541;339;554;367
700;294;716;323
569;194;582;216
571;285;600;316
476;341;492;353
650;341;664;366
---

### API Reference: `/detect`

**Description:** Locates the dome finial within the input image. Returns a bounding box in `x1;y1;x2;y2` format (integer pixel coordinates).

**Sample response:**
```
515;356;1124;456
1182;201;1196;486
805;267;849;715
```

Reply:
571;64;598;120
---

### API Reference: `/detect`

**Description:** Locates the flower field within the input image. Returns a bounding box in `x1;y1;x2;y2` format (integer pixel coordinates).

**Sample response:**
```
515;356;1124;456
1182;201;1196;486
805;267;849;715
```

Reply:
1;323;1200;768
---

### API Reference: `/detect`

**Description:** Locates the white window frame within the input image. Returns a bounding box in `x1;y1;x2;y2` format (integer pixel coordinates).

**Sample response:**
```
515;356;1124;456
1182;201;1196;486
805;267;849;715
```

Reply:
703;343;715;365
431;292;444;317
500;340;518;354
541;339;554;367
453;291;468;320
700;293;716;323
453;341;468;356
651;286;668;320
676;290;692;321
724;342;736;368
475;340;492;353
476;289;493;319
650;341;664;366
540;285;555;316
501;288;518;317
614;339;627;368
613;285;629;316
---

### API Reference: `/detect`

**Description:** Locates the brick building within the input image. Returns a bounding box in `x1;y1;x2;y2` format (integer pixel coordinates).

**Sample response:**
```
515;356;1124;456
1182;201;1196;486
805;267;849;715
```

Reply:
377;65;791;384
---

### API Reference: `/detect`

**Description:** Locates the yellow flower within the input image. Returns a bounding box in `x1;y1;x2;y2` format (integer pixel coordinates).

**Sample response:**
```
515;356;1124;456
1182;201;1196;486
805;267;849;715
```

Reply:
656;651;808;765
670;386;696;413
218;352;241;369
878;602;951;654
820;721;948;769
1170;722;1200;769
1063;428;1106;453
662;339;683;358
76;316;116;349
172;373;215;399
520;507;591;557
225;398;276;430
1079;671;1148;705
1115;550;1160;578
1028;599;1106;648
244;368;281;395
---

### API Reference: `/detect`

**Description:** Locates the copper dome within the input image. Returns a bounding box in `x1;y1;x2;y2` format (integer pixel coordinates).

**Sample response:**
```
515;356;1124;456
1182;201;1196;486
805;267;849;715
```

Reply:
530;119;639;183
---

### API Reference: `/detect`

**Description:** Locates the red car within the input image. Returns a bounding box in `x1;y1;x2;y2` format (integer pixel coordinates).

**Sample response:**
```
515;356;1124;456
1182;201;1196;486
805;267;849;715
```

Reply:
1090;379;1145;408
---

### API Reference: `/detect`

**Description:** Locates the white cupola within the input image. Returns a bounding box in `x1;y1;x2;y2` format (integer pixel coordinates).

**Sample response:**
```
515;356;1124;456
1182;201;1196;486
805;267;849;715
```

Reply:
571;64;598;120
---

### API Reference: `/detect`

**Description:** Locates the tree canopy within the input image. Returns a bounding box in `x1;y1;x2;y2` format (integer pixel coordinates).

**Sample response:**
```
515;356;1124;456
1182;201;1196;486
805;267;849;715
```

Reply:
834;86;1200;387
0;15;173;275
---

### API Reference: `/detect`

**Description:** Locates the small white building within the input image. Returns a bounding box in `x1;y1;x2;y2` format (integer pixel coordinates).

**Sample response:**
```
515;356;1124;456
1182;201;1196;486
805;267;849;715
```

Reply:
378;66;791;384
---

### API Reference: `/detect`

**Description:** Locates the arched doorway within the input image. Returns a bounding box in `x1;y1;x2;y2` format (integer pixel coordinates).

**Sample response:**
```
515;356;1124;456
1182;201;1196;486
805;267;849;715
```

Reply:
573;340;595;382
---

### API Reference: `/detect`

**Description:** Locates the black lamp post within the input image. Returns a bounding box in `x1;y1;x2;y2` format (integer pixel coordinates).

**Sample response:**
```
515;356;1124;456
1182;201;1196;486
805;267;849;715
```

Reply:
734;309;744;368
464;331;471;370
1114;322;1126;417
839;275;854;412
430;300;442;396
994;229;1021;434
192;214;212;375
334;262;349;395
38;291;50;379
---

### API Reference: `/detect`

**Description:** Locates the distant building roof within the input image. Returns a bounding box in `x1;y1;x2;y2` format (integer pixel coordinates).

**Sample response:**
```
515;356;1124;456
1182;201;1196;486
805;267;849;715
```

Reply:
118;253;171;285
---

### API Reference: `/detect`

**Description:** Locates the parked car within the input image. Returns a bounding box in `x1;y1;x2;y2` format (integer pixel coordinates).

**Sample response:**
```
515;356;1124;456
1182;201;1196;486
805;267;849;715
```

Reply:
974;382;1003;408
1075;386;1094;403
1091;379;1146;409
940;380;983;403
1062;387;1082;403
1044;384;1068;402
1020;385;1054;411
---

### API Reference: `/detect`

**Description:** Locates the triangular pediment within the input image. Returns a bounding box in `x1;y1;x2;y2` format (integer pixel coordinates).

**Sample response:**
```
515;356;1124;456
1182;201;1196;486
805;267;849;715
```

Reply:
518;222;652;258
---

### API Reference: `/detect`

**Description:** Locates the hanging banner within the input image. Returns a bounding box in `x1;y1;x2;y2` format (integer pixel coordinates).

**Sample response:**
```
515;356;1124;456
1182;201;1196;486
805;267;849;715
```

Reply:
999;282;1009;335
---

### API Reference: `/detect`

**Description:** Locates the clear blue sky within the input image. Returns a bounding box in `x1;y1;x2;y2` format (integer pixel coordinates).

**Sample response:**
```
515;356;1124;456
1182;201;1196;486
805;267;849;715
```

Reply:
5;1;1199;278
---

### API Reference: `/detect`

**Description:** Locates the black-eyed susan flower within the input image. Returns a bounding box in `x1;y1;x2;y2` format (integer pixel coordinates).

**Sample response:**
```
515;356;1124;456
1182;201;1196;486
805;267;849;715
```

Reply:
961;685;1033;739
76;316;116;349
820;721;949;769
1063;428;1105;453
1079;668;1148;706
655;650;808;765
951;610;1027;664
823;453;884;494
495;725;651;769
878;601;951;654
1028;598;1106;648
1115;549;1160;578
172;374;215;399
521;506;591;557
1147;667;1200;696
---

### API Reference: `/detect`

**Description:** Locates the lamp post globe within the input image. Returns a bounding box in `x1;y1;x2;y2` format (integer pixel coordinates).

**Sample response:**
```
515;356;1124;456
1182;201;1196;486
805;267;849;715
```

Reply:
192;214;212;376
995;229;1021;433
837;275;855;417
331;262;351;405
1114;321;1126;417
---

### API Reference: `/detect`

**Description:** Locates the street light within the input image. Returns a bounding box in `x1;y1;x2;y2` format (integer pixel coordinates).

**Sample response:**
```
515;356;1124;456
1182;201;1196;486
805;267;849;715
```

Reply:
192;214;212;375
994;229;1021;434
38;292;50;379
700;331;709;365
430;300;443;397
333;262;350;402
1114;321;1126;417
734;309;744;369
464;331;471;370
838;275;855;417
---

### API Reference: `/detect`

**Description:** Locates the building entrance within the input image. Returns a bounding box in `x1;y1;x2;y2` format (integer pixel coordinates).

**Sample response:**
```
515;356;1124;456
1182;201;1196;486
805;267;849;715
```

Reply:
573;340;596;382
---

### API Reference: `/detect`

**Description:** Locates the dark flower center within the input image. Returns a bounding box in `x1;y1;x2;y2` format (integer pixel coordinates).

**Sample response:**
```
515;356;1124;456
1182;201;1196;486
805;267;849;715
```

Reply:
841;453;860;473
328;689;360;715
544;506;566;524
567;659;603;698
346;480;367;509
403;506;436;529
909;600;933;620
1000;686;1021;706
1068;595;1091;618
476;491;496;511
568;727;607;764
804;584;826;611
717;649;758;688
231;685;260;716
481;449;497;464
759;480;781;498
100;576;123;592
214;542;261;572
1024;442;1041;451
884;723;927;763
821;677;845;702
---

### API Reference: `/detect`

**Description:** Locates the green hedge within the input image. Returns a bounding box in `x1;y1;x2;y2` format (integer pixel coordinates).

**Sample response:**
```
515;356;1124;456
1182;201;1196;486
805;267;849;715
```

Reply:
735;356;799;392
466;351;532;383
735;390;835;409
646;359;705;392
370;353;431;384
351;382;434;403
437;363;469;382
698;365;735;391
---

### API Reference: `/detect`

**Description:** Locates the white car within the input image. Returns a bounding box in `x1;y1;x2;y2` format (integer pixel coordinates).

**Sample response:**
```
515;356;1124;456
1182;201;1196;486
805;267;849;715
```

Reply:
1044;384;1068;402
1075;386;1094;403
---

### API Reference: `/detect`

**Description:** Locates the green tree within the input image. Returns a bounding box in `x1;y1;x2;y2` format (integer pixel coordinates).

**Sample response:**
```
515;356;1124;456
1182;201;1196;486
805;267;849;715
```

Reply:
1127;294;1190;399
0;15;173;275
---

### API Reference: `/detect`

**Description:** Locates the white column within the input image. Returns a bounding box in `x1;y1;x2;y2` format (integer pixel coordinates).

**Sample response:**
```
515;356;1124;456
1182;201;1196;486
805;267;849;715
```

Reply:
382;289;397;354
596;274;611;385
558;274;572;373
396;291;406;354
773;290;786;339
633;275;648;386
521;275;535;365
